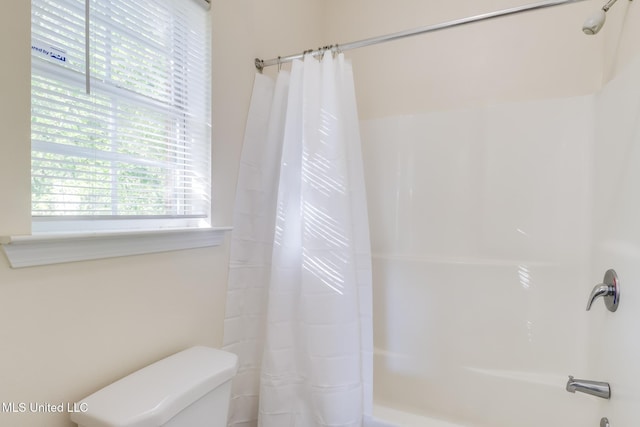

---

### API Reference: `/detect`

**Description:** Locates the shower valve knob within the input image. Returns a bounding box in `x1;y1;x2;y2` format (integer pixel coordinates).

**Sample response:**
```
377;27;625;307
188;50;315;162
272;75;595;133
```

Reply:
586;269;620;312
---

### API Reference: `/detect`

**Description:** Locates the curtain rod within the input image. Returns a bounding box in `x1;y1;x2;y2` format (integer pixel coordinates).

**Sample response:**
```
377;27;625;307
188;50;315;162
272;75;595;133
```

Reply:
255;0;589;71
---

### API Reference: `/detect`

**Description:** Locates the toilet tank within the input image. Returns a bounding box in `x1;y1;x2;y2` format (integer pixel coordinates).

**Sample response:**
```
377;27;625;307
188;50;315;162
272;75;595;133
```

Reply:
70;346;238;427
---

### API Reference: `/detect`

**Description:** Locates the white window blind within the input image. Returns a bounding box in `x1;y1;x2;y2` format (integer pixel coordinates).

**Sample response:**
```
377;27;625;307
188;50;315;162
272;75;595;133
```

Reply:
31;0;211;231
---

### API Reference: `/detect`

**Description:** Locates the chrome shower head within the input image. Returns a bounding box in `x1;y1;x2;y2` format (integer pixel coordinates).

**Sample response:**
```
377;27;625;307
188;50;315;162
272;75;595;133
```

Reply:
583;0;633;35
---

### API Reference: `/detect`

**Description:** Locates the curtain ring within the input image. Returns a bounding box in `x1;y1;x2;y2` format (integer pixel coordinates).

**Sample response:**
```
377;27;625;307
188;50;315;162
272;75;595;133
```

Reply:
277;56;282;72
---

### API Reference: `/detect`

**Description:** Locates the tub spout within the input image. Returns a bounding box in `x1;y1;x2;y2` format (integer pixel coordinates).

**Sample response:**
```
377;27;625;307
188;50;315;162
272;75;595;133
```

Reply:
566;375;610;399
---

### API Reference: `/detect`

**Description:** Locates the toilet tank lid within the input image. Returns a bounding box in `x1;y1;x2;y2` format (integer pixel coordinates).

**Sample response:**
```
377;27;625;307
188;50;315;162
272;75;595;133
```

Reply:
70;346;238;427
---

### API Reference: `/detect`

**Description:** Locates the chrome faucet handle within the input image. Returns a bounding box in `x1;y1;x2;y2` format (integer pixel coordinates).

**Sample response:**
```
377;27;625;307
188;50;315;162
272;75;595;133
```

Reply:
586;269;620;312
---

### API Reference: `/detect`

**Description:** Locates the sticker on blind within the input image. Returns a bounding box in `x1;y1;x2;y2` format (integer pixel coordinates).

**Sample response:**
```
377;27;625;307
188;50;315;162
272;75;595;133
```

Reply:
31;40;67;64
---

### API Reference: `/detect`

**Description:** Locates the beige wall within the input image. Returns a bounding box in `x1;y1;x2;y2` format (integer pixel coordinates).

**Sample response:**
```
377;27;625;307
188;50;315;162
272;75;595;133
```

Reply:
0;1;321;427
323;0;611;119
0;3;30;236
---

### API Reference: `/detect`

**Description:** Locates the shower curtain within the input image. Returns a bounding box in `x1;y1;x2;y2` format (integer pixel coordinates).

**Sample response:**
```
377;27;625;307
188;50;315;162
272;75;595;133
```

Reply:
223;52;373;427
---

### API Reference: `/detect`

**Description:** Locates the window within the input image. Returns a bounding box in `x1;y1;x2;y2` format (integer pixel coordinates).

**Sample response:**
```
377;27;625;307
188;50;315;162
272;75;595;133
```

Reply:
31;0;211;233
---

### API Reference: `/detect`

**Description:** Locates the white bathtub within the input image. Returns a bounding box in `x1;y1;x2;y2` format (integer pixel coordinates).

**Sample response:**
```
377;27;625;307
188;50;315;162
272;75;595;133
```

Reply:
367;405;468;427
367;367;597;427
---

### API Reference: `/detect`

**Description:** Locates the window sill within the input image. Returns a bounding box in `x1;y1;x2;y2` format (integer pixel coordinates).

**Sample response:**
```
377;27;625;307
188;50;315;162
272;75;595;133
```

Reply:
0;227;232;268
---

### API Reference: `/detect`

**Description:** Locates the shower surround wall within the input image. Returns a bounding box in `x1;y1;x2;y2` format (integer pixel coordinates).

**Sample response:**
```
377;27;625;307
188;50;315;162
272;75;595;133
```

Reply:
359;55;640;427
590;55;640;426
361;95;597;427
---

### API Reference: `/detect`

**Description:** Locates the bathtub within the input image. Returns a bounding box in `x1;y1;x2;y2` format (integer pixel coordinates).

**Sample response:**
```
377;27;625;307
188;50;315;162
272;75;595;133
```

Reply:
367;405;467;427
367;368;597;427
367;252;597;427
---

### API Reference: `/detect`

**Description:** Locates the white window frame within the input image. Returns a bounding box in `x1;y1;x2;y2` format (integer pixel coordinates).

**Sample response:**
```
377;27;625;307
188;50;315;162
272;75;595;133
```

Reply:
0;0;230;268
1;227;231;268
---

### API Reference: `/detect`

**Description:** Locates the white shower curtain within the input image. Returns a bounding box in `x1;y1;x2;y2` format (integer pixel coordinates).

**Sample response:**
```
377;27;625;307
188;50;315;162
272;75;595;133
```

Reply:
223;52;373;427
